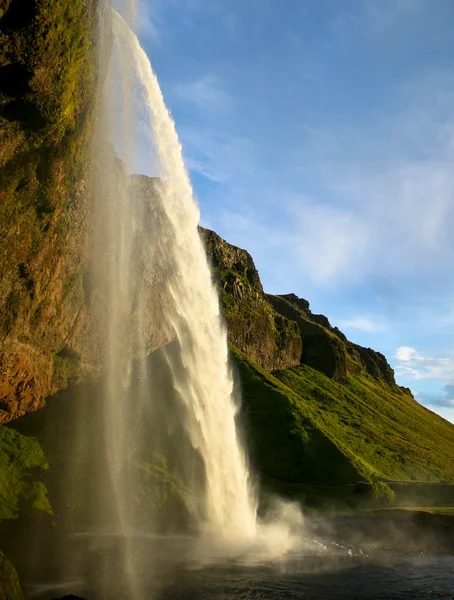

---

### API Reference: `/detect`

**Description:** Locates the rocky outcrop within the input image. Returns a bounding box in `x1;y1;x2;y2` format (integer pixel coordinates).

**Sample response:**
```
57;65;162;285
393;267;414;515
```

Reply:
201;229;301;372
268;293;399;388
266;294;348;381
352;344;396;386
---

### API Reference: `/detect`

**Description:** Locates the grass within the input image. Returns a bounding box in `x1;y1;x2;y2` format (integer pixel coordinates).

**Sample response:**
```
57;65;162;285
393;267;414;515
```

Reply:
275;364;454;483
373;507;454;516
232;347;365;487
232;347;454;509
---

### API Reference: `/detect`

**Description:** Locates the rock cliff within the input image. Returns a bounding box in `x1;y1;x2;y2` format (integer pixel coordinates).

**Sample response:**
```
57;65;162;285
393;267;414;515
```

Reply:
200;228;302;372
198;229;399;392
267;293;399;387
0;0;99;422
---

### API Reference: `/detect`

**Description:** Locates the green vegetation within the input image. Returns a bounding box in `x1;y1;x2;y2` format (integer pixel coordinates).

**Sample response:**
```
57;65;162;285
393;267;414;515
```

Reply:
276;365;454;482
233;348;364;486
137;451;191;513
50;348;82;394
0;425;50;519
373;507;454;516
232;346;454;510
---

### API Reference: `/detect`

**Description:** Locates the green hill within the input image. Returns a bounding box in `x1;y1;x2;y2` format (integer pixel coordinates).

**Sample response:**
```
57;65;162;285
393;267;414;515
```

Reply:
234;348;454;483
233;348;454;508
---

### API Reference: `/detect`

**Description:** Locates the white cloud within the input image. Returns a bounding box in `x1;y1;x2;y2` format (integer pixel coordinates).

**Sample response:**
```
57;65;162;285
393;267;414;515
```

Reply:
395;350;454;417
337;316;388;334
395;346;417;362
394;346;454;382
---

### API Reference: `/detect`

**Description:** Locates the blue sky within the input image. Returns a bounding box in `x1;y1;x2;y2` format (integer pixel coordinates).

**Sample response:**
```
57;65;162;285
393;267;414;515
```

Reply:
130;0;454;423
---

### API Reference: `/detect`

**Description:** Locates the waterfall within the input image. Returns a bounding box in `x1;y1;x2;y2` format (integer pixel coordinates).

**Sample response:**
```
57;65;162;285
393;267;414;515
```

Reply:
96;8;258;540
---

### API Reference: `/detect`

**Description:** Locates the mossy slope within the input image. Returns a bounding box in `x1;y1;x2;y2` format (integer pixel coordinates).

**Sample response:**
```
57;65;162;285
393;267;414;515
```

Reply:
0;550;24;600
233;348;454;494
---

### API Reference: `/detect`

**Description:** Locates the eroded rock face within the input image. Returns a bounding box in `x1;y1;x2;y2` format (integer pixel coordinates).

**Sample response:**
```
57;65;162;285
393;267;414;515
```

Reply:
201;229;302;372
268;293;399;387
266;294;348;381
0;342;52;422
0;0;99;422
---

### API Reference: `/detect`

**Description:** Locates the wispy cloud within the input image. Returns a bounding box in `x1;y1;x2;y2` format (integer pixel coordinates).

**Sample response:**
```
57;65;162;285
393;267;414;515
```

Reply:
337;316;389;333
184;68;454;291
394;346;454;382
428;384;454;409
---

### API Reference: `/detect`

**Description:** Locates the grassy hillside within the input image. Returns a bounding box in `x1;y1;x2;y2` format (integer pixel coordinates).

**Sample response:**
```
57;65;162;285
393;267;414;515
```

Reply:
276;366;454;483
232;348;454;503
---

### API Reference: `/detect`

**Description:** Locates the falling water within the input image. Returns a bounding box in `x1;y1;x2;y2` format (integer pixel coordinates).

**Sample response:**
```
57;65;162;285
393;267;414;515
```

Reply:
96;7;258;541
116;10;258;537
6;4;302;598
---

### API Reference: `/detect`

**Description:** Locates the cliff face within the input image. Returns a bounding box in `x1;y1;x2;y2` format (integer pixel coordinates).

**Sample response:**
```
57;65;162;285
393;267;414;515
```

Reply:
0;0;100;422
200;228;302;372
267;293;399;388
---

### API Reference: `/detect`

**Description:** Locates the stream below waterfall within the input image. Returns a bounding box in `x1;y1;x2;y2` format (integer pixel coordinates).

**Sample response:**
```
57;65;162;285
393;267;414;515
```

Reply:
22;534;454;600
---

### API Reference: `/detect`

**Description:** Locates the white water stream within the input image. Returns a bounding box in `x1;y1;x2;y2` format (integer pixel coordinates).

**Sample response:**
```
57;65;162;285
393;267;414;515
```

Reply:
107;9;257;538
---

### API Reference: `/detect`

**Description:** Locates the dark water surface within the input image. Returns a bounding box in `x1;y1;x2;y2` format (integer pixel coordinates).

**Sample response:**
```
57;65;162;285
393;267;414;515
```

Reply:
23;534;454;600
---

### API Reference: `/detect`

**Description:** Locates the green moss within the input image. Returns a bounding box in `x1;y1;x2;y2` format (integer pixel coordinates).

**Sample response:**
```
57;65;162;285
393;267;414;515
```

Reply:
0;426;50;519
50;350;81;394
137;452;191;510
136;451;192;530
26;481;52;516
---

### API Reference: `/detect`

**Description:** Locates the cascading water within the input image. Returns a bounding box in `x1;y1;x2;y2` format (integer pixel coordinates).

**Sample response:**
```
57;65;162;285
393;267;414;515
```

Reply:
101;8;258;540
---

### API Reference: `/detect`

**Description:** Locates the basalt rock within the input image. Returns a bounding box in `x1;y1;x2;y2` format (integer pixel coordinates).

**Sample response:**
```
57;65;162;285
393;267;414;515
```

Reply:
200;228;301;372
268;293;399;388
266;294;348;381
